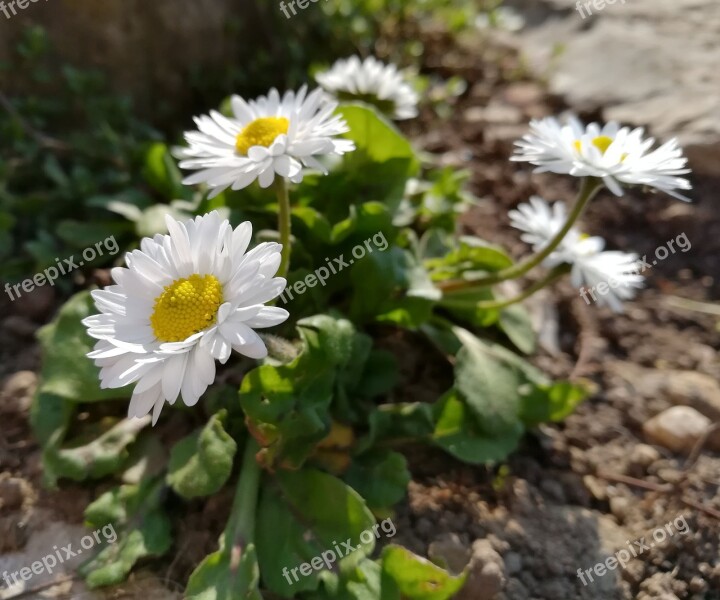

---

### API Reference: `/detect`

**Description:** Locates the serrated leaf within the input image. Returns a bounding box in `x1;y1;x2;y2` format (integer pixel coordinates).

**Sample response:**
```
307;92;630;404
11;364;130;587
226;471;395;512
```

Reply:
167;410;237;499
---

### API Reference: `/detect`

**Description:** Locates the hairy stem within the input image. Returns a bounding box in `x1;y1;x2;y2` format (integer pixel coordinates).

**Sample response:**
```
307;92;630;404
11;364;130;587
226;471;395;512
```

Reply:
473;265;571;310
227;437;261;561
274;177;292;278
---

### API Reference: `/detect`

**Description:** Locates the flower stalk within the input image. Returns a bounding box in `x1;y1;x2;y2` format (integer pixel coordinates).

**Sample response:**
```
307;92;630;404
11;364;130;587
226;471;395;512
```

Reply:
227;437;262;567
274;177;292;278
439;177;603;293
473;264;571;310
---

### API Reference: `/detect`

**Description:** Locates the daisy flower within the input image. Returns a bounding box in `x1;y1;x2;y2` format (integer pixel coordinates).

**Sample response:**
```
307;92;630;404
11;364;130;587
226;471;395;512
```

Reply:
175;86;355;197
511;116;692;201
510;196;644;311
83;212;289;424
315;56;419;120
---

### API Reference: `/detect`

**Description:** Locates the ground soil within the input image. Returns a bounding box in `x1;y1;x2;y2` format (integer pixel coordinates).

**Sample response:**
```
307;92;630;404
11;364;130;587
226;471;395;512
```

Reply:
1;24;719;600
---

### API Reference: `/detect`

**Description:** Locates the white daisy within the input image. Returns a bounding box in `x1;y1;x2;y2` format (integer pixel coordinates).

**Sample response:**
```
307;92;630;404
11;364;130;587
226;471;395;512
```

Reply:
511;116;692;201
510;197;644;311
315;56;419;120
175;86;355;197
83;211;289;424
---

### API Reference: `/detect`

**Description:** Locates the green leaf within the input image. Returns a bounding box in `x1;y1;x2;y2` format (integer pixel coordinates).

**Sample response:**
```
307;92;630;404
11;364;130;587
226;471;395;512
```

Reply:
453;326;547;384
80;477;172;588
350;247;436;326
256;468;377;597
56;220;129;252
43;416;150;486
433;390;522;464
143;142;187;199
340;103;418;167
292;206;332;244
454;332;524;432
344;451;410;513
30;392;74;449
37;291;131;402
381;545;467;600
520;381;590;426
498;304;536;354
357;403;435;454
185;542;261;600
167;410;237;499
426;237;513;281
335;104;420;210
316;559;383;600
437;286;499;328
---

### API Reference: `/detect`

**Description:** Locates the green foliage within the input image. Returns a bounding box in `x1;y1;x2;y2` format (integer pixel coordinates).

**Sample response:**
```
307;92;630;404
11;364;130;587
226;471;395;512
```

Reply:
257;468;377;597
0;28;159;281
43;416;149;486
344;451;411;513
317;546;466;600
167;411;237;499
36;291;129;402
80;477;172;587
28;28;592;600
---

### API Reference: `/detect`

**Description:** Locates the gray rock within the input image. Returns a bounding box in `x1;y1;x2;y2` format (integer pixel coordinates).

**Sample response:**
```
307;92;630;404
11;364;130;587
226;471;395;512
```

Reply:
643;406;711;453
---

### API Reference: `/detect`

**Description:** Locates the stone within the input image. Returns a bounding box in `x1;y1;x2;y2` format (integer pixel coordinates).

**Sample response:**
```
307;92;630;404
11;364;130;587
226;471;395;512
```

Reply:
428;533;471;574
456;539;506;600
609;496;630;522
643;406;711;453
504;551;523;575
0;371;37;414
0;477;26;513
629;444;661;470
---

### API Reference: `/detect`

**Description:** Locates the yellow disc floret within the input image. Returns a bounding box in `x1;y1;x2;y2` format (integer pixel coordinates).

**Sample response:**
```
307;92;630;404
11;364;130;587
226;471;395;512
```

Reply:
235;117;290;156
150;274;223;342
574;135;614;155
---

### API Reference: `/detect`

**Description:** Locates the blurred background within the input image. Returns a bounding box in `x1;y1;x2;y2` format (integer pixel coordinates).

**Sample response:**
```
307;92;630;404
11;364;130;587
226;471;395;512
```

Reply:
1;1;719;599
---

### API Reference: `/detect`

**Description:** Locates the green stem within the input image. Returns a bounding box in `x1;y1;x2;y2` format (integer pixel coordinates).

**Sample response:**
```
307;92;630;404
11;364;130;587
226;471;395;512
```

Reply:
274;177;292;278
227;437;261;562
440;177;603;293
474;265;571;310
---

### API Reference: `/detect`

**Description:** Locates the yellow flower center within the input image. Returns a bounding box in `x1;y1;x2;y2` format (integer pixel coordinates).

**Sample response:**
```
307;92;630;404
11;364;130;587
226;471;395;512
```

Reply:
574;135;614;155
235;117;290;156
150;274;223;342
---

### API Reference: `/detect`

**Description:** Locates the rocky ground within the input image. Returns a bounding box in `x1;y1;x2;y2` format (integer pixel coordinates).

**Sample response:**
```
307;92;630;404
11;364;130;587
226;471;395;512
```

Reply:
1;6;719;600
